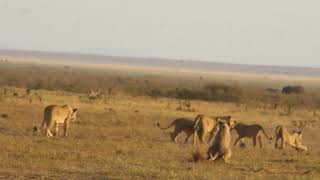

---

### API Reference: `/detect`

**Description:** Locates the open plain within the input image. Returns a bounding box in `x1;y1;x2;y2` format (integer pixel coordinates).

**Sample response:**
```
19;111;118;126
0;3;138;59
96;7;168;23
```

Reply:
0;59;320;179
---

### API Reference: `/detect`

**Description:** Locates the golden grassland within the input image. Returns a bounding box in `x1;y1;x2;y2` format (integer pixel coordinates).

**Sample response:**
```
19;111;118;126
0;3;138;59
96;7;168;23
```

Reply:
0;61;320;179
1;89;319;179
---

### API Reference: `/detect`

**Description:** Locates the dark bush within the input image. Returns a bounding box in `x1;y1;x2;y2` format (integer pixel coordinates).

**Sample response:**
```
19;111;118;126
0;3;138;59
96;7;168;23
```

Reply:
147;88;164;98
174;88;209;100
282;86;304;94
204;83;242;102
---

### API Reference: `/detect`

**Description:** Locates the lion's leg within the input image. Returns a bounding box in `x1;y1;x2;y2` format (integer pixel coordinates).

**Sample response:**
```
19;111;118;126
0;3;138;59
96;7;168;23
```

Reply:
63;120;70;137
54;123;59;136
200;131;208;146
45;119;50;129
170;132;175;142
257;135;262;148
46;122;54;137
193;131;197;146
46;128;53;137
252;137;257;147
222;149;232;163
170;130;180;143
233;137;241;146
208;152;219;161
52;123;56;136
298;145;307;151
207;130;217;145
184;132;192;144
174;132;181;143
275;136;279;149
46;117;56;137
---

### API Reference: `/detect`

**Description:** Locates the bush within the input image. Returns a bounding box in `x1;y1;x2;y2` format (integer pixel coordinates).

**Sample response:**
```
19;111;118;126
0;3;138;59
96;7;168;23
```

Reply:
204;83;242;102
1;63;320;112
147;88;164;98
174;88;208;100
282;85;304;94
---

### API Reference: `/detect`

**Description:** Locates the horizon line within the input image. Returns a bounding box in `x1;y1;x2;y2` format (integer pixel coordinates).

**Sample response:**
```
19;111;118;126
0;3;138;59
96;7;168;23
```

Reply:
0;48;319;69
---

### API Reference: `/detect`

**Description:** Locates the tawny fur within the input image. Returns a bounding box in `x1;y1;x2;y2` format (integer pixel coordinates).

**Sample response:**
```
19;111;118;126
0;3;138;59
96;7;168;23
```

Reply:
193;114;231;146
34;104;78;137
274;125;308;151
207;119;236;163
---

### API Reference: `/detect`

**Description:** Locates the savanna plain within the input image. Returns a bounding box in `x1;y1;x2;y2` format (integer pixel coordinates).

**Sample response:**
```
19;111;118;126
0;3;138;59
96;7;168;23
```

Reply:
0;59;319;179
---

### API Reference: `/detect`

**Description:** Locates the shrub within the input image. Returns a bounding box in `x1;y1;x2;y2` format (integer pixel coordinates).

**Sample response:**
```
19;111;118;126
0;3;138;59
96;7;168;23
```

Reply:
282;85;304;94
204;83;242;102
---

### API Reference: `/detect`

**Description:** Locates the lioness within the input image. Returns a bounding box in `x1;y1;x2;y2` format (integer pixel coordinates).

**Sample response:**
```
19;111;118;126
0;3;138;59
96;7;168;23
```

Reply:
274;125;308;151
34;105;78;137
232;123;272;148
207;119;236;163
193;114;232;146
157;118;195;143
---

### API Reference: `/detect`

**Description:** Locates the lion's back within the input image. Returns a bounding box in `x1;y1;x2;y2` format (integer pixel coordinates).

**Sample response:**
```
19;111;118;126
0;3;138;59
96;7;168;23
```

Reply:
44;104;71;123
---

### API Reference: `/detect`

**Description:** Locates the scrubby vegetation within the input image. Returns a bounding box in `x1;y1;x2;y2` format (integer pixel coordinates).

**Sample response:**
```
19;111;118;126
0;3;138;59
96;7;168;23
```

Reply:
0;61;320;179
1;62;320;116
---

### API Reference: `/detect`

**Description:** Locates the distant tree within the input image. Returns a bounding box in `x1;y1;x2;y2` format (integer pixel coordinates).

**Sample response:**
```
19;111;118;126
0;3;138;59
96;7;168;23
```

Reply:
282;86;304;94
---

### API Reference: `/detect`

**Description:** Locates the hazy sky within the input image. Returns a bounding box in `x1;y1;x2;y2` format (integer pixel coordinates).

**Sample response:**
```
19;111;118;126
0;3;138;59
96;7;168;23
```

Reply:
1;1;319;67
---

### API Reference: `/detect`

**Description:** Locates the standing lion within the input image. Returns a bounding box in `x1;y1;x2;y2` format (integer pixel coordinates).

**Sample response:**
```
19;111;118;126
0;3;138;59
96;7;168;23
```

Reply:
34;104;78;137
232;123;272;148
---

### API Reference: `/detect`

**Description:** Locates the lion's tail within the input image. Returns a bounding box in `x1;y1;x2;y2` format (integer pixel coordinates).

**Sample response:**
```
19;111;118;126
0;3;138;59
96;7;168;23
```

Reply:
157;120;176;130
261;127;272;140
33;119;45;133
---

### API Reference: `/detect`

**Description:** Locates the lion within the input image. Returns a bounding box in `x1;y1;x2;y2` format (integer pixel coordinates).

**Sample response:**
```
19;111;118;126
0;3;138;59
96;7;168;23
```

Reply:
157;118;195;143
193;114;232;146
274;125;308;151
34;105;78;137
232;123;272;148
207;119;236;163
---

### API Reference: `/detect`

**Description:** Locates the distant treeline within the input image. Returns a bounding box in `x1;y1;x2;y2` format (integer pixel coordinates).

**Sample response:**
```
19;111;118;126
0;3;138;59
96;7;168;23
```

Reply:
1;63;320;115
147;84;242;103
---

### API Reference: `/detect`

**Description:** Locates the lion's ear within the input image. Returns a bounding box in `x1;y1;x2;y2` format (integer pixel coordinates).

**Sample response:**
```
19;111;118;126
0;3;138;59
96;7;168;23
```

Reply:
73;108;78;113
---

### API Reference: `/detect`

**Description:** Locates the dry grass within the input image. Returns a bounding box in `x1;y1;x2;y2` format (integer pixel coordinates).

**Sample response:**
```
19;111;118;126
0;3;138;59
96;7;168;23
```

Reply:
0;61;320;179
0;87;319;180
